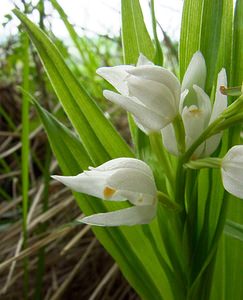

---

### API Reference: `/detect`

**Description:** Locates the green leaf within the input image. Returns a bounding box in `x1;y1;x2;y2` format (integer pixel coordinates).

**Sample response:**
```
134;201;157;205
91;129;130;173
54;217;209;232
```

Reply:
34;100;166;300
179;0;203;79
199;0;227;91
180;0;232;91
121;0;154;160
50;0;97;76
13;9;180;299
13;9;133;166
231;0;243;87
180;1;235;298
223;2;243;298
224;219;243;241
216;0;233;81
211;3;243;298
121;0;155;64
150;0;163;66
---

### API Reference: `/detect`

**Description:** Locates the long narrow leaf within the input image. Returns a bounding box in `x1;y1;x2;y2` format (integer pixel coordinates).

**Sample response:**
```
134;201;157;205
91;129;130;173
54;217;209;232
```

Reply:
34;100;166;299
14;9;133;165
224;220;243;241
121;0;154;64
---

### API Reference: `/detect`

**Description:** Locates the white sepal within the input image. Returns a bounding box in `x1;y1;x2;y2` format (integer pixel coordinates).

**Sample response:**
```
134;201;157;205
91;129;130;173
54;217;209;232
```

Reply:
103;90;171;132
80;205;157;226
161;123;179;156
96;65;134;95
98;55;181;133
181;51;206;92
210;68;227;123
137;53;154;66
127;65;181;103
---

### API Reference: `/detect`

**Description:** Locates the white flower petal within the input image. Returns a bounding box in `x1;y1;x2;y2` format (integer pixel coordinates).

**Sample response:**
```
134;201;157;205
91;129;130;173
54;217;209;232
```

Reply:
179;89;189;113
127;76;178;118
181;51;206;92
108;168;157;201
93;157;154;179
103;90;170;132
223;145;243;162
52;173;106;199
96;65;134;95
221;169;243;198
132;116;150;134
52;172;126;201
126;65;181;103
193;85;212;124
182;105;209;156
203;133;222;157
221;146;243;198
161;124;179;156
210;68;227;123
115;190;155;206
137;53;154;66
80;205;157;226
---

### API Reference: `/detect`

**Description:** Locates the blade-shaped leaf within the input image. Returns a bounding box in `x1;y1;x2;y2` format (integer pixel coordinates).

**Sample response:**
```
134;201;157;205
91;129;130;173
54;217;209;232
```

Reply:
34;100;167;299
121;0;155;64
180;0;232;92
222;2;243;299
224;219;243;241
121;0;154;160
179;0;203;79
14;9;133;166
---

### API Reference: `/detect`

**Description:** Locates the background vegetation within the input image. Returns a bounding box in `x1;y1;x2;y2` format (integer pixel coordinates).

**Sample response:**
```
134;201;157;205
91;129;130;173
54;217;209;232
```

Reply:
0;1;178;299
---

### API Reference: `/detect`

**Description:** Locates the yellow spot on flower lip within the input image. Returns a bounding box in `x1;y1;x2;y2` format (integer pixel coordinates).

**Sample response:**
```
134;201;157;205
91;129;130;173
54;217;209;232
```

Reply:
188;105;202;116
103;186;116;199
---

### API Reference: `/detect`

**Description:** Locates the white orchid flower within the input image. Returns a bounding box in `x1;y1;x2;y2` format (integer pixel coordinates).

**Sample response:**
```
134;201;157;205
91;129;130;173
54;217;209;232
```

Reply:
97;54;181;133
221;146;243;199
52;158;157;226
162;52;227;158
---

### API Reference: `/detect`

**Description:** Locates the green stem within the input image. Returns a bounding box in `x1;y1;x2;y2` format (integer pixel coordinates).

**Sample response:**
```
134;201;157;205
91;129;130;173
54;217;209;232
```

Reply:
142;225;185;300
150;0;163;66
183;116;224;162
175;157;186;206
21;31;30;300
185;157;222;170
214;112;243;132
173;114;186;154
183;96;243;162
157;191;182;212
187;196;229;298
149;132;174;186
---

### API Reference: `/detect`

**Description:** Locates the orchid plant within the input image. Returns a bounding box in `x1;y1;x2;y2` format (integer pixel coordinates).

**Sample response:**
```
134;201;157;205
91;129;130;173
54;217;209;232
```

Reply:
14;0;243;299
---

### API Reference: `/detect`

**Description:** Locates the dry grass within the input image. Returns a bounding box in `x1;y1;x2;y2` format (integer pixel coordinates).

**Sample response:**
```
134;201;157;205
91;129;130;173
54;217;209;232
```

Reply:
0;179;139;300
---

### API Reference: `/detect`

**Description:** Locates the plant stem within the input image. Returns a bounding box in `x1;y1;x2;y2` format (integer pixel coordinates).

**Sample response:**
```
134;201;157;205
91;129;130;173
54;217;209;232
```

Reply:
21;31;30;300
173;114;186;154
149;132;174;187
